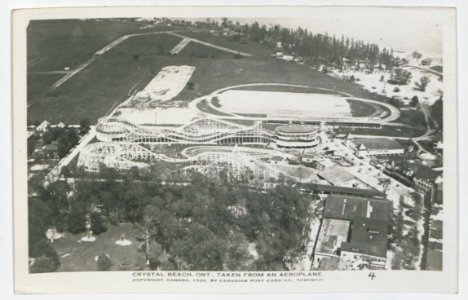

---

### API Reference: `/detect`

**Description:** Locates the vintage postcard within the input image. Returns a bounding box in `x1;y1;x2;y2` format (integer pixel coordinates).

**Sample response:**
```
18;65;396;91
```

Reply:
12;5;458;293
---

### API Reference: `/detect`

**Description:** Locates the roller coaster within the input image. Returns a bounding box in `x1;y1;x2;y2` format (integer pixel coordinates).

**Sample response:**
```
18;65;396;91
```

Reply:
77;142;307;182
95;116;321;148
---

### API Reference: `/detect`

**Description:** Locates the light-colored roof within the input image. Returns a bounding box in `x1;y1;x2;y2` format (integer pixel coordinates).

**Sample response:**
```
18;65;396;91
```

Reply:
37;120;51;129
318;166;355;185
316;218;350;255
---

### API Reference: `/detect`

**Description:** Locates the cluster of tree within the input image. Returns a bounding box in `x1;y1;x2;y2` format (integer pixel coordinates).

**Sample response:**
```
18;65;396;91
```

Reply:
28;184;67;273
390;194;421;270
29;165;313;271
248;22;397;71
45;128;80;157
430;95;443;129
28;127;80;159
414;76;430;92
388;68;412;85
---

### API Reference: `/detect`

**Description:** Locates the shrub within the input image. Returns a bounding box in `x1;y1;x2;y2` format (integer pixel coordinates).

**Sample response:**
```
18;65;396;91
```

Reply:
97;254;113;271
67;211;86;234
186;81;196;90
30;256;61;273
31;239;58;258
148;258;161;270
415;76;430;92
91;213;108;235
29;240;61;273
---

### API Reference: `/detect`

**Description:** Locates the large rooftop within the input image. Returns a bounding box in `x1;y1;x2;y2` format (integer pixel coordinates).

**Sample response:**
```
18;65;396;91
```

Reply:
324;194;391;222
340;217;389;258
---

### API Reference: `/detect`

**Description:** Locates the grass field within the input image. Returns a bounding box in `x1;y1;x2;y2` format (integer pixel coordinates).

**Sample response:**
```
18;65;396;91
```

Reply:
52;222;146;272
27;33;182;123
347;99;378;117
233;85;340;94
176;56;390;102
27;20;182;105
27;20;141;72
177;40;236;59
180;30;271;57
27;74;63;101
27;19;179;72
28;20;397;125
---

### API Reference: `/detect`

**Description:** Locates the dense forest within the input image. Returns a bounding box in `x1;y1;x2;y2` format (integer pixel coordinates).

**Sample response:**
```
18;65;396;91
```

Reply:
29;166;313;272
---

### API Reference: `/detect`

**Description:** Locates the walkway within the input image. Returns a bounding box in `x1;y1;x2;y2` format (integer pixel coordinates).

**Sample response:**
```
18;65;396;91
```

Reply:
44;126;96;185
167;32;253;57
169;38;191;55
28;31;179;108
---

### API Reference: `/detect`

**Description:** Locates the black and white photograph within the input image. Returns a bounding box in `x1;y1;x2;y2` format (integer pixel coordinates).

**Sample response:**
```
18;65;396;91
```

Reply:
10;4;460;294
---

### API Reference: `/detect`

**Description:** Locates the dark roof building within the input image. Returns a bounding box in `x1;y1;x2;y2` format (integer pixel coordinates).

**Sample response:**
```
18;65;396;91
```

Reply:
314;194;391;270
340;217;389;258
324;194;391;221
410;164;443;194
321;195;391;269
304;183;386;198
42;141;60;159
412;165;442;181
354;138;402;151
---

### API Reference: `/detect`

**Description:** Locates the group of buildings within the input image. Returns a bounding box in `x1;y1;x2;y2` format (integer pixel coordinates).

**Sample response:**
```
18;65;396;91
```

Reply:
314;194;391;270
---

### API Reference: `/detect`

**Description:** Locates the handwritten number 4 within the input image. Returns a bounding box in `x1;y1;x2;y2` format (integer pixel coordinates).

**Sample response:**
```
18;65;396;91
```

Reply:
368;272;376;280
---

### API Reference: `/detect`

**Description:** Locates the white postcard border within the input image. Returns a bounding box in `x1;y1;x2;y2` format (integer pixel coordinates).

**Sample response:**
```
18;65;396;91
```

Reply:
11;5;458;294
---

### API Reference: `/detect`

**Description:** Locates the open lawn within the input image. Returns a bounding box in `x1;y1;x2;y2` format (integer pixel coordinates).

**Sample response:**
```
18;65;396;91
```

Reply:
52;223;146;272
233;85;340;94
181;30;271;57
28;19;141;72
27;19;178;72
391;109;427;129
176;56;392;102
347;99;378;117
27;19;183;105
27;74;63;101
177;40;237;59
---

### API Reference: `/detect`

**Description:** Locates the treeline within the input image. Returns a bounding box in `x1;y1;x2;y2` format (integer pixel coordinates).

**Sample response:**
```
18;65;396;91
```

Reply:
29;166;312;272
250;22;395;70
191;18;397;71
